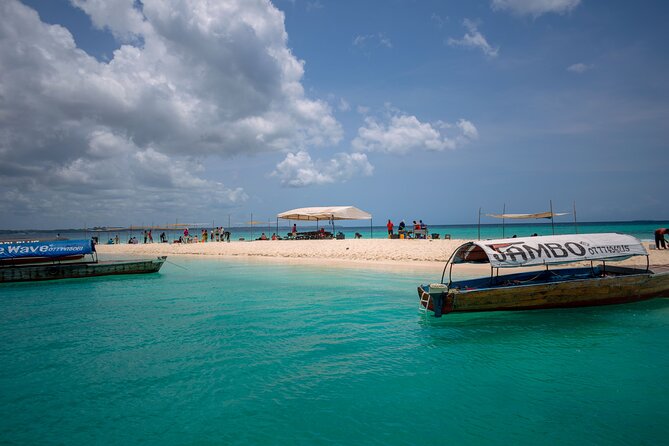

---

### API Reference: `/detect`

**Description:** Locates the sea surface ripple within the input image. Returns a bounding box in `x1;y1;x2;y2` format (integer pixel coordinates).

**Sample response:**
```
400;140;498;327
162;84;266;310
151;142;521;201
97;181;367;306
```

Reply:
1;258;668;445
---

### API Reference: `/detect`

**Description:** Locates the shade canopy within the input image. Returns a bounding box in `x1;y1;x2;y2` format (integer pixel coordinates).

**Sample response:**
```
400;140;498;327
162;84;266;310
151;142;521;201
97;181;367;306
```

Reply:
277;206;372;221
451;233;647;268
486;212;568;219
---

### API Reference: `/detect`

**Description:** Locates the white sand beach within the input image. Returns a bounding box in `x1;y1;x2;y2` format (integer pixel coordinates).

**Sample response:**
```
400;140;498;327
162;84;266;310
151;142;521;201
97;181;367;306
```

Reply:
95;238;669;273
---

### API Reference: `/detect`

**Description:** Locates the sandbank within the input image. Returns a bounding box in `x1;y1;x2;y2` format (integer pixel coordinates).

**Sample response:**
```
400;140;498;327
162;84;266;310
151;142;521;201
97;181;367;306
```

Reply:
94;239;669;274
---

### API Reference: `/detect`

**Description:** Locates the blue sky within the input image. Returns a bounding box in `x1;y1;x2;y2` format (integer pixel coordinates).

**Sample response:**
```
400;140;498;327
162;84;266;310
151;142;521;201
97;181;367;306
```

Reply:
1;0;667;229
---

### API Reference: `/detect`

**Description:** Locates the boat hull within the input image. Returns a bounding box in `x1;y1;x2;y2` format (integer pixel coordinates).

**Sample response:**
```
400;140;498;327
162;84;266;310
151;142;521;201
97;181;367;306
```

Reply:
0;257;167;283
418;271;669;316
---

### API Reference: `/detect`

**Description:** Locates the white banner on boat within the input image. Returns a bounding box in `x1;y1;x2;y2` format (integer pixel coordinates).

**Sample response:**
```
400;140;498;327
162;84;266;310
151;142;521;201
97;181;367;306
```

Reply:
474;233;647;268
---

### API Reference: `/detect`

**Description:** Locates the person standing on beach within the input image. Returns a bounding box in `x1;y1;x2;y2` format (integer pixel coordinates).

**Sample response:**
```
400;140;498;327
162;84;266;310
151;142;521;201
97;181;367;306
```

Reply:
655;228;669;249
292;223;297;236
387;219;394;238
148;230;153;243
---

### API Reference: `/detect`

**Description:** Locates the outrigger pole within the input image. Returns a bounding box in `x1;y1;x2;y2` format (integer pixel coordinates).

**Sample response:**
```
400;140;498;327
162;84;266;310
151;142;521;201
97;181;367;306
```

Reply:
550;200;555;235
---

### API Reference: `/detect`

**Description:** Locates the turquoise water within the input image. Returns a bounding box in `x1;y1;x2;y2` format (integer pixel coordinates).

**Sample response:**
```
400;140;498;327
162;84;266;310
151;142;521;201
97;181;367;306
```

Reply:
1;259;668;445
3;220;668;243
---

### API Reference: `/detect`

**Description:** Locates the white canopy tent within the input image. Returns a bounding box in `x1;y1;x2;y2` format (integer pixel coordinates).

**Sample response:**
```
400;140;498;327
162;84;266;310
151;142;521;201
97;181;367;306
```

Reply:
277;206;373;237
486;212;568;220
277;206;371;221
478;200;576;239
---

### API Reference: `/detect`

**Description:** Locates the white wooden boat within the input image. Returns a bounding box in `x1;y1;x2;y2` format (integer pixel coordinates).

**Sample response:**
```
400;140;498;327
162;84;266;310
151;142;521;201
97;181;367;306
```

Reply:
418;233;669;317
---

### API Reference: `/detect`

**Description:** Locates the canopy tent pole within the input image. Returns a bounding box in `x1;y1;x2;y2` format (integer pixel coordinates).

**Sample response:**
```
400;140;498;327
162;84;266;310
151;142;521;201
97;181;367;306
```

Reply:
370;218;373;239
477;207;481;241
276;217;279;236
573;201;578;234
502;203;506;238
550;200;555;235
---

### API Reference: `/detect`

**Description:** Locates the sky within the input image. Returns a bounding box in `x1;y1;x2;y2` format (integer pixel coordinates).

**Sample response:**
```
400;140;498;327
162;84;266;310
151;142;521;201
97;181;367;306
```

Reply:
1;0;668;229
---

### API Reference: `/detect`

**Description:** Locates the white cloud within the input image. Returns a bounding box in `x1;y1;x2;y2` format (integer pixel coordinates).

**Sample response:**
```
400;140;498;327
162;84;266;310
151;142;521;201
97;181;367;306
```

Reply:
567;62;592;73
491;0;581;17
351;111;478;155
447;19;498;58
0;0;342;224
457;119;479;140
272;151;373;187
431;13;448;29
338;98;351;112
70;0;148;41
353;33;393;50
306;1;324;11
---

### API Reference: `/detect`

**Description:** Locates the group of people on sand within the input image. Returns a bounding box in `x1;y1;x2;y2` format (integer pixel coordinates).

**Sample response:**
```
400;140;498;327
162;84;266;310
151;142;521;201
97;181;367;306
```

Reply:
179;227;230;243
258;232;281;240
108;228;230;244
386;219;427;239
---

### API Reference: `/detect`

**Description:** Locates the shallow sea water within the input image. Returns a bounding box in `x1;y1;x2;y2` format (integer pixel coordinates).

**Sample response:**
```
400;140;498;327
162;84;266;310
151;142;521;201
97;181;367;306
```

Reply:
1;259;668;445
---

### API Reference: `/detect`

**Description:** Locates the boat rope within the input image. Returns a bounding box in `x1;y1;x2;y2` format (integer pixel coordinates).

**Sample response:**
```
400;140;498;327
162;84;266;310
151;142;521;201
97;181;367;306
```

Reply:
165;259;188;270
501;271;545;285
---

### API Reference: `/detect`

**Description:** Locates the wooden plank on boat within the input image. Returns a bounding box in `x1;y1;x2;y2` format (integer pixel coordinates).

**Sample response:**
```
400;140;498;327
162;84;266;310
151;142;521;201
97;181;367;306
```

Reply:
449;273;669;312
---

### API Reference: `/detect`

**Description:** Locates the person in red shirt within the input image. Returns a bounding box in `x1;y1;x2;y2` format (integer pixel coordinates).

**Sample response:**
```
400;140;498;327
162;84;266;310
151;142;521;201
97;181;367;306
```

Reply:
387;219;394;238
655;228;669;249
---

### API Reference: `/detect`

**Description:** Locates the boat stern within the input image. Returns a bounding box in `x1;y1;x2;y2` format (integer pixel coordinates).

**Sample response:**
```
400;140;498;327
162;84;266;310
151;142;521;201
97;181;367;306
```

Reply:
418;283;450;317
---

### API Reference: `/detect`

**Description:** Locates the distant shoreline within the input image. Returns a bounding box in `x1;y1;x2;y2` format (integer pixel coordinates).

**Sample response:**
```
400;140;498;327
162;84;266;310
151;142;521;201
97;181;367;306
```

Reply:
2;219;669;233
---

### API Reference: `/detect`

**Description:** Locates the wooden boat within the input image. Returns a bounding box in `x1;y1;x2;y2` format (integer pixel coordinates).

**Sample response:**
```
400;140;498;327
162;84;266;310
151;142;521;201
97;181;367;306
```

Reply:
418;233;669;317
0;239;166;283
